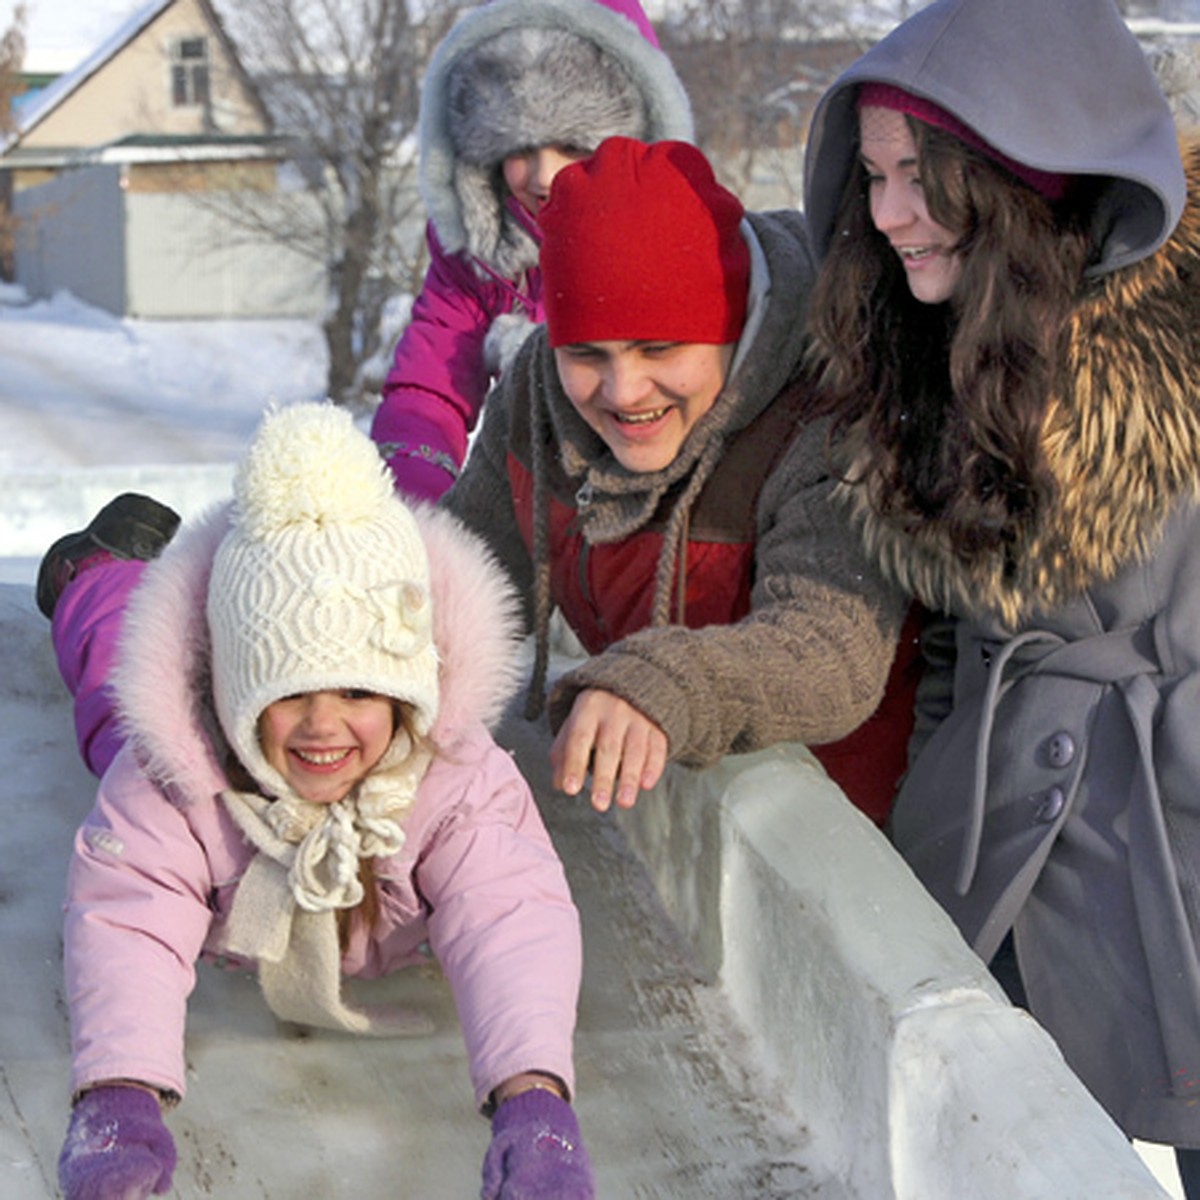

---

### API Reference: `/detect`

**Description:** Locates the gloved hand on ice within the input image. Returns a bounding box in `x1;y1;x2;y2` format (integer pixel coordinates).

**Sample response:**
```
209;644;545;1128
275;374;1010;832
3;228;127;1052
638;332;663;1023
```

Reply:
481;1086;595;1199
58;1084;176;1200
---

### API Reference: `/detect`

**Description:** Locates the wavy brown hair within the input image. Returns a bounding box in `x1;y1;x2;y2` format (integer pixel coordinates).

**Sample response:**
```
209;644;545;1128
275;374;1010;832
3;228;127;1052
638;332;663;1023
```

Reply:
806;117;1093;565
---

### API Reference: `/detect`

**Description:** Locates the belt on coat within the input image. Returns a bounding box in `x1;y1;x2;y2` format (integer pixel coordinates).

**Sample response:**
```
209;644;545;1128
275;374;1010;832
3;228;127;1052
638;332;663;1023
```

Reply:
963;616;1200;1096
959;620;1161;895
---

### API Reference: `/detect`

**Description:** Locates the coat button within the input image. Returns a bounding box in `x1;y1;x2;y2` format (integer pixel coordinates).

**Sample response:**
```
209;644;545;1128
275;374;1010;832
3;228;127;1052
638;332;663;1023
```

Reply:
1046;732;1076;768
1035;787;1066;823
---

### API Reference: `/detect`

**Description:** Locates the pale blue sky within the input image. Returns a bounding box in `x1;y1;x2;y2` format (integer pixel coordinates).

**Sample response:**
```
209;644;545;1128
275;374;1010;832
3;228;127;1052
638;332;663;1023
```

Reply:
1;0;143;72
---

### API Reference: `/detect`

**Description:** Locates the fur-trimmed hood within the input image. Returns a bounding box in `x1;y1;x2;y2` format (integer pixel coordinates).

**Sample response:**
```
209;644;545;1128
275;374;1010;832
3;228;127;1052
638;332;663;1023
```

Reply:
847;139;1200;630
418;0;693;279
110;500;525;808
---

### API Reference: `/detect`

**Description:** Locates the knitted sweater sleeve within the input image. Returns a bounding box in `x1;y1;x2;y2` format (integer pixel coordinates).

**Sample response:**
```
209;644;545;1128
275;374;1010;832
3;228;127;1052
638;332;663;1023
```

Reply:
547;418;909;767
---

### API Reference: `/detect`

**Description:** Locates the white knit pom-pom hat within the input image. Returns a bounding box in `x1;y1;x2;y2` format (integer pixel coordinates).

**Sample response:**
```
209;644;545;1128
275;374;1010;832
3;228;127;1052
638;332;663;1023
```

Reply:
207;402;438;799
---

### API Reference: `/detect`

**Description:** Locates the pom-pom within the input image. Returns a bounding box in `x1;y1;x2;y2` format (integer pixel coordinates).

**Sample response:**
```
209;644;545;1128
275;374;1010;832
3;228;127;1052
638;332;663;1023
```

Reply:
234;403;394;537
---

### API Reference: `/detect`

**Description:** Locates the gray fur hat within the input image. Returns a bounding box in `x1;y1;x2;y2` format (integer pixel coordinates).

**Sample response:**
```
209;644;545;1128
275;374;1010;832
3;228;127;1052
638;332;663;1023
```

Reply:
448;26;647;166
419;0;694;278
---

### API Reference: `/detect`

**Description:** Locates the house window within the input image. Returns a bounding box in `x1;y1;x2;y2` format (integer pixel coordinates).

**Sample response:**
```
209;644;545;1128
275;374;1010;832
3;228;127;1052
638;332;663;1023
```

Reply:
171;37;210;107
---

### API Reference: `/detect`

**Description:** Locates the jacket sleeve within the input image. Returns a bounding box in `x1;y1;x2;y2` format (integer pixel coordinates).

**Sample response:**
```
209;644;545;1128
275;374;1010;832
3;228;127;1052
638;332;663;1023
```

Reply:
50;556;148;778
63;746;216;1099
414;736;581;1109
547;417;910;767
371;224;503;501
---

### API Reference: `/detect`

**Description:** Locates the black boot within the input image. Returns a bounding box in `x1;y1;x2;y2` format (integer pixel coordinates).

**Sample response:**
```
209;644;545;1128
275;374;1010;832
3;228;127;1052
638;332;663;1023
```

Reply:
36;493;181;619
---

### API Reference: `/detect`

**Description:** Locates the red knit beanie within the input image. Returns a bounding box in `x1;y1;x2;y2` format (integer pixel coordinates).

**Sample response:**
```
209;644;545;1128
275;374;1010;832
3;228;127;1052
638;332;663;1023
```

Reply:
539;137;750;348
858;82;1071;202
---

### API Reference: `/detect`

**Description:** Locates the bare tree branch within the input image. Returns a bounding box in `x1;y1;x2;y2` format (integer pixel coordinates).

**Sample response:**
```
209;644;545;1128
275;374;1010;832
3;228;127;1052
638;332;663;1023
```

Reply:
197;0;468;408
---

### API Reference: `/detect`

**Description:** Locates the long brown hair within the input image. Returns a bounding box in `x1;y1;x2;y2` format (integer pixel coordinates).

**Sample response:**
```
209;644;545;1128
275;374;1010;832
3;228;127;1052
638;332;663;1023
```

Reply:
806;117;1092;564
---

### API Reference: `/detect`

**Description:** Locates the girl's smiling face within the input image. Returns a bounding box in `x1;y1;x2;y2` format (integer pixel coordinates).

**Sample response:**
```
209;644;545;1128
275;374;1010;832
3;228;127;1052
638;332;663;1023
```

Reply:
259;689;395;805
553;339;735;473
859;105;964;305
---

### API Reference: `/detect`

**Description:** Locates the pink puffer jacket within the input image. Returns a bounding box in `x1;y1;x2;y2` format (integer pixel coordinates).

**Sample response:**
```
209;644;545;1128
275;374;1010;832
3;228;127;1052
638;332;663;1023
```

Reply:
62;504;582;1110
372;216;544;501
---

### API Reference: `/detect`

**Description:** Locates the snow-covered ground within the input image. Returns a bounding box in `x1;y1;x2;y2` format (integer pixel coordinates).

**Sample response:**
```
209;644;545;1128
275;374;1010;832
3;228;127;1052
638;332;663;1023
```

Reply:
0;284;327;583
0;287;1186;1196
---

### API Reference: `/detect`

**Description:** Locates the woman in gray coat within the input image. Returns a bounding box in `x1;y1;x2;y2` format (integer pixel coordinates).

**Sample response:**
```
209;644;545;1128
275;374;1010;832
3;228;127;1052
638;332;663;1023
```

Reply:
802;0;1200;1186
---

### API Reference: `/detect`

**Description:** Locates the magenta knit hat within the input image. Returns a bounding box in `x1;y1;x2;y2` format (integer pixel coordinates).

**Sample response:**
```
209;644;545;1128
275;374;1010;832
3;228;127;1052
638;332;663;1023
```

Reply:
858;82;1071;201
540;136;750;348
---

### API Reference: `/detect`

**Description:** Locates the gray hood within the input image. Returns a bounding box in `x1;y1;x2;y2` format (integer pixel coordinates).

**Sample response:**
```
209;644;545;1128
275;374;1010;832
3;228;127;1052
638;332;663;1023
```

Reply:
803;0;1186;276
419;0;693;277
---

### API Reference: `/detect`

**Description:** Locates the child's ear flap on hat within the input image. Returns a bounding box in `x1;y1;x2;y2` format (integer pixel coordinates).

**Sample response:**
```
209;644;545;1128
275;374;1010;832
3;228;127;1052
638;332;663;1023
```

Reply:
452;160;540;278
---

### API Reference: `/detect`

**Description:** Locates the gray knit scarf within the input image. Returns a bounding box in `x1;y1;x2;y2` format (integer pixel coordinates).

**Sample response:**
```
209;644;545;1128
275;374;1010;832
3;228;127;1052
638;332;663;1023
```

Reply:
523;350;733;718
521;220;778;717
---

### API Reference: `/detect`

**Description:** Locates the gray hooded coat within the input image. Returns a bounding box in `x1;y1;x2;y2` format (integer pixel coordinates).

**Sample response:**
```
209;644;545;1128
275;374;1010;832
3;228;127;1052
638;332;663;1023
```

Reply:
804;0;1200;1144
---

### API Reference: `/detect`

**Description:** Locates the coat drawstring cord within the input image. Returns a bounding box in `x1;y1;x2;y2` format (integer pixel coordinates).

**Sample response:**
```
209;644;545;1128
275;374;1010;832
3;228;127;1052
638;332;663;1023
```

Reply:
525;373;553;720
651;435;725;629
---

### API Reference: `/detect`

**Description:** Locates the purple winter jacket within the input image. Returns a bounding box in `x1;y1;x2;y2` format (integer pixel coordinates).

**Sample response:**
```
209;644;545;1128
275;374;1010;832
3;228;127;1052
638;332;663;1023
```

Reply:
62;504;582;1110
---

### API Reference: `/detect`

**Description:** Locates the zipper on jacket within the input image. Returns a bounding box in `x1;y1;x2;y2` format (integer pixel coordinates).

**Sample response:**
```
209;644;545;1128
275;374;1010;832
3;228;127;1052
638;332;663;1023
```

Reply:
576;540;609;643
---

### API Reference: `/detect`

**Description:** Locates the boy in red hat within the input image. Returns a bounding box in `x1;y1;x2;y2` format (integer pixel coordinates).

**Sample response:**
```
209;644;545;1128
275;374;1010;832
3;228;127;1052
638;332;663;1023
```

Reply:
442;136;922;823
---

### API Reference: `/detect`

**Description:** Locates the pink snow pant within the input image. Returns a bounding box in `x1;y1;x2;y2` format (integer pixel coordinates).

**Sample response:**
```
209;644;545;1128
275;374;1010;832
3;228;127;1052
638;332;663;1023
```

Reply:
50;557;147;777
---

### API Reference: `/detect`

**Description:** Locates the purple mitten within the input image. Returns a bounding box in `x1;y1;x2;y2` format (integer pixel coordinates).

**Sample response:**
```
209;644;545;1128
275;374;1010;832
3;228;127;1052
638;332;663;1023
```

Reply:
384;447;459;503
481;1088;595;1200
58;1085;176;1200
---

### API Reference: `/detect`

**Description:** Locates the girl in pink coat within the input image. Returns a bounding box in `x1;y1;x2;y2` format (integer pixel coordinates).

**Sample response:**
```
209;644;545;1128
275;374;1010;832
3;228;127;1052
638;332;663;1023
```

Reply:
373;0;693;500
56;403;590;1200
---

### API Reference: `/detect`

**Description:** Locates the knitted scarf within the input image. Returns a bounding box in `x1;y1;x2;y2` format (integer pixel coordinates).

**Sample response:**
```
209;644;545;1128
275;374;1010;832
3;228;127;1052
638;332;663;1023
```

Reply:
212;746;434;1037
522;346;731;717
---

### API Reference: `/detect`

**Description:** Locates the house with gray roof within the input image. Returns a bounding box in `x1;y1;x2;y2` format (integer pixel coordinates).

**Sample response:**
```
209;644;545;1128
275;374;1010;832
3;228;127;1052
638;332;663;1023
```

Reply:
0;0;325;318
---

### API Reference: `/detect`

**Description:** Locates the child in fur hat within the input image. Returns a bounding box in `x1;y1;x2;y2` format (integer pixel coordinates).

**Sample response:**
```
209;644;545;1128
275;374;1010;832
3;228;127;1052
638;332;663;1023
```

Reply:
55;403;592;1200
371;0;693;501
441;135;923;826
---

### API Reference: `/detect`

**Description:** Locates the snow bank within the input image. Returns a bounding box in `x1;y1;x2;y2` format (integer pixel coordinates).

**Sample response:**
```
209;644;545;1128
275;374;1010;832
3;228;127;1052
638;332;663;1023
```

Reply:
616;744;1172;1199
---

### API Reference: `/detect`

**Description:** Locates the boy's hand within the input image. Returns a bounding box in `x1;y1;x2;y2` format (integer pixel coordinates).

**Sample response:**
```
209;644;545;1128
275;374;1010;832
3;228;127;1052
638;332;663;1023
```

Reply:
550;689;667;812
